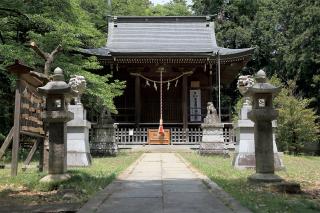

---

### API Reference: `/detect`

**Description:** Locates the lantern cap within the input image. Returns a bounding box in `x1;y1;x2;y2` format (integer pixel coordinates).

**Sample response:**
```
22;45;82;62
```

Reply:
37;67;71;95
53;67;65;81
244;70;281;96
256;70;267;83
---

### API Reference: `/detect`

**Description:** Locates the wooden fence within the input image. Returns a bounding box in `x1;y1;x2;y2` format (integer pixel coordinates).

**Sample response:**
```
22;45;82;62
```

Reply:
113;124;236;147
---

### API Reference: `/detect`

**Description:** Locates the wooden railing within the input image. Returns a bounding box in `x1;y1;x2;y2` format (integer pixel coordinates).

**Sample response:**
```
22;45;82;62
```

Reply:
170;128;202;144
115;128;148;144
113;124;236;147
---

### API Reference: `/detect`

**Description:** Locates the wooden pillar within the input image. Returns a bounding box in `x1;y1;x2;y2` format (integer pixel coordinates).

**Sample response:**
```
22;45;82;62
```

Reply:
135;75;141;127
182;75;188;130
11;77;21;176
208;74;213;102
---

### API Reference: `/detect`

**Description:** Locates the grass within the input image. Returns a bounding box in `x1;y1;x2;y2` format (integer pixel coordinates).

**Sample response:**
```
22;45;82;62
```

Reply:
180;153;320;213
0;152;141;206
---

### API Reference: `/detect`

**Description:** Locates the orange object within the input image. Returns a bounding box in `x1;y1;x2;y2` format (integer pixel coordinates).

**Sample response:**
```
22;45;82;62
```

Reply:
158;124;164;135
158;119;164;135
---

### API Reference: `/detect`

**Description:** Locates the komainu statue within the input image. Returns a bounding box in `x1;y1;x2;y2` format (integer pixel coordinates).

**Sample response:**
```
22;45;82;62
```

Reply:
68;75;86;105
237;75;254;106
203;102;220;125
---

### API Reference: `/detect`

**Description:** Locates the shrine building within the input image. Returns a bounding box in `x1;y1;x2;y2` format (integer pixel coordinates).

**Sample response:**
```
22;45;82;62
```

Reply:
83;16;253;144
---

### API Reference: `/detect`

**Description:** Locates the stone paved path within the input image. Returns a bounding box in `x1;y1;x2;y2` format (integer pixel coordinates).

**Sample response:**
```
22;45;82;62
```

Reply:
79;153;251;213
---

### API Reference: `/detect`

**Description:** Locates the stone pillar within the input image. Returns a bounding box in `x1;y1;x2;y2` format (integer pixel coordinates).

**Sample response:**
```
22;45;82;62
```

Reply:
233;105;284;170
38;67;74;182
245;70;283;183
66;75;92;167
67;104;92;166
199;102;227;155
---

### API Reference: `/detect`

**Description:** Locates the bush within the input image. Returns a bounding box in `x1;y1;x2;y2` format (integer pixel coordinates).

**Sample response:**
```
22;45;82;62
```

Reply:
270;76;319;154
233;75;319;154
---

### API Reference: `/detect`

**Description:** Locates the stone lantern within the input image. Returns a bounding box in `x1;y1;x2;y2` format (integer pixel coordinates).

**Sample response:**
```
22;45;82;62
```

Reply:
38;67;74;182
245;70;283;183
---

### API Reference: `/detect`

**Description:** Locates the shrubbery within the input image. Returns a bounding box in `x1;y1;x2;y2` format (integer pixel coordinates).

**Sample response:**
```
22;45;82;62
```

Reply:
270;76;319;154
233;75;319;154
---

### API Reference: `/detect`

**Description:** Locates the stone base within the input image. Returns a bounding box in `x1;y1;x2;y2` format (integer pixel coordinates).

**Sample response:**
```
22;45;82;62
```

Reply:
233;153;285;170
91;142;118;156
67;152;92;167
200;124;226;155
248;173;283;183
40;174;71;183
199;142;228;155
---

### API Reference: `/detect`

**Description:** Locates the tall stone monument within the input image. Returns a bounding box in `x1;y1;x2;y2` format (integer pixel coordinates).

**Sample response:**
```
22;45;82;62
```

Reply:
67;75;92;167
233;75;284;170
199;102;227;155
245;70;283;183
38;67;74;182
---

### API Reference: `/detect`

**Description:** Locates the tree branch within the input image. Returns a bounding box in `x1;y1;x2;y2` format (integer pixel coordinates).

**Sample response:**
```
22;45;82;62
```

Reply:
29;42;63;76
30;42;49;60
49;44;63;58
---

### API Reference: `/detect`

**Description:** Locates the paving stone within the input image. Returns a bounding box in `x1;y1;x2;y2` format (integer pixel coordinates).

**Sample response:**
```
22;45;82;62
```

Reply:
79;153;251;213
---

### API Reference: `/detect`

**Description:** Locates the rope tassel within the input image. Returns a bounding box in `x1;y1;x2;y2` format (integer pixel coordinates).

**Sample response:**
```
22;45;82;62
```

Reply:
175;79;179;87
146;80;150;86
167;82;170;90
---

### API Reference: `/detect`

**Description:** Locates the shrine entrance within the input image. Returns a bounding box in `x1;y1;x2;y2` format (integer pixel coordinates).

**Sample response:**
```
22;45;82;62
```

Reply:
139;70;184;124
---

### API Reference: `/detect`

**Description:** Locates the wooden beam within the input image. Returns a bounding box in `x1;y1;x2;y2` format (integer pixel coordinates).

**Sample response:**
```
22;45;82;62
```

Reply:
23;139;39;167
135;75;141;127
0;127;14;159
11;77;21;176
182;75;188;130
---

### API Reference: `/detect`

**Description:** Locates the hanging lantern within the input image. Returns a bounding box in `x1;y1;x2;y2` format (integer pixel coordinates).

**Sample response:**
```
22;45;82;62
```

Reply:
175;79;179;87
146;80;150;86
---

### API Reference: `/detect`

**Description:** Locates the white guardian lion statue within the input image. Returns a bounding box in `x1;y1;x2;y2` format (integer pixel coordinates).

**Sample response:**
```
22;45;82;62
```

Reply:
237;75;254;106
68;75;86;105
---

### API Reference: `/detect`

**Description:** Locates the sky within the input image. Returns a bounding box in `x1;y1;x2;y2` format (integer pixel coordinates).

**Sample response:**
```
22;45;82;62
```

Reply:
151;0;193;5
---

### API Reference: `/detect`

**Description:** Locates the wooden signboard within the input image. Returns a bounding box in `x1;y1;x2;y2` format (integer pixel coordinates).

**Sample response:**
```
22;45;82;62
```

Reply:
0;60;48;176
148;129;170;145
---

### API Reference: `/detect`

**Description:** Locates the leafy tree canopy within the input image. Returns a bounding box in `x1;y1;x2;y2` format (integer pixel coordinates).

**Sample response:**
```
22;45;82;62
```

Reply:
192;0;320;114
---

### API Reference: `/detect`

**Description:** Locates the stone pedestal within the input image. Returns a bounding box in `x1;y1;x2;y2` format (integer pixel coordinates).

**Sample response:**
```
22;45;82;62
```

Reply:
67;104;92;167
199;123;226;155
199;102;227;155
91;122;118;156
233;105;284;170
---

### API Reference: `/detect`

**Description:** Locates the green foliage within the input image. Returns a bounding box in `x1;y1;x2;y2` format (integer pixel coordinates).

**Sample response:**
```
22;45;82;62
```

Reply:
192;0;320;114
112;0;151;16
233;75;319;154
0;0;127;138
269;76;319;154
146;0;192;16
